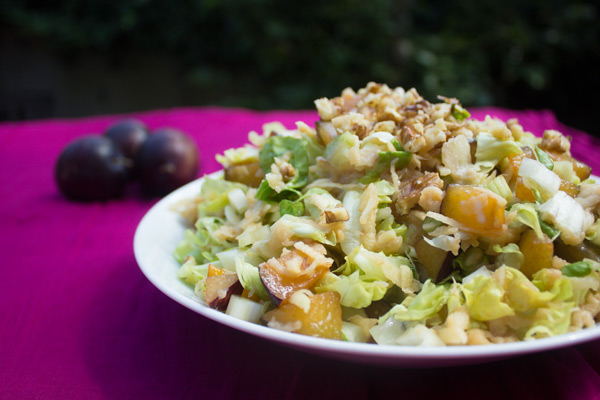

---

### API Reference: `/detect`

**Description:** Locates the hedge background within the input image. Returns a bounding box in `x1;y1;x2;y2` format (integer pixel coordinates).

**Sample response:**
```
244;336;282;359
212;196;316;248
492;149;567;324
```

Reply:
1;0;599;136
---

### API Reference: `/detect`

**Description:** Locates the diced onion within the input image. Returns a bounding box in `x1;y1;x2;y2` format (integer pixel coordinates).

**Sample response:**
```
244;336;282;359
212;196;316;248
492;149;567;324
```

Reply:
518;158;560;201
225;295;263;323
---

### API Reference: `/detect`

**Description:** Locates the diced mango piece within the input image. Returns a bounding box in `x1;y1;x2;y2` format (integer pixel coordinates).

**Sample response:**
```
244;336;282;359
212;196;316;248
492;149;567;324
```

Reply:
547;151;592;182
441;185;507;232
502;147;534;182
559;179;579;198
519;229;554;279
207;264;227;277
263;291;343;340
515;177;536;203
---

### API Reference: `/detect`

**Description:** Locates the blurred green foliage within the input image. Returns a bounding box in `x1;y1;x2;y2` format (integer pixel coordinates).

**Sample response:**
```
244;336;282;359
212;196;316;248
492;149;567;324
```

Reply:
2;0;599;131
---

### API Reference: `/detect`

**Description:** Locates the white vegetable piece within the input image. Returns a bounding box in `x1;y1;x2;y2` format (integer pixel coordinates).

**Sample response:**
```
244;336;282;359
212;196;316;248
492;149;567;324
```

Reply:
518;157;560;201
227;188;248;213
462;265;492;286
539;190;591;245
225;295;263;323
395;324;446;347
342;322;369;343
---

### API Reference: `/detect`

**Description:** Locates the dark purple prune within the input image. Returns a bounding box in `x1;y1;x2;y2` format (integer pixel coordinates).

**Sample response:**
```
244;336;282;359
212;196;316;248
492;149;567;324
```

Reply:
104;119;149;179
55;135;129;201
136;128;199;196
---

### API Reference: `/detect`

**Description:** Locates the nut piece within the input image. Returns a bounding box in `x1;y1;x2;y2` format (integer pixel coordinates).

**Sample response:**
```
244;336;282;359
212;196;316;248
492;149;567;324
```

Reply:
392;172;444;216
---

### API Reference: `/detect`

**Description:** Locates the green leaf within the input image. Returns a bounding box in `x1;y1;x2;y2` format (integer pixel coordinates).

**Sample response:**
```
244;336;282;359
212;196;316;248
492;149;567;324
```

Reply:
562;261;593;277
535;145;554;170
381;280;449;322
257;136;309;201
539;216;560;240
451;104;470;121
359;150;412;184
280;199;304;217
452;247;488;276
510;203;544;239
462;275;514;321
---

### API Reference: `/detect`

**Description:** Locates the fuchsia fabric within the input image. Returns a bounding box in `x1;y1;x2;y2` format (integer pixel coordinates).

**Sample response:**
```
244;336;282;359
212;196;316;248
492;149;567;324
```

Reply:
2;107;600;399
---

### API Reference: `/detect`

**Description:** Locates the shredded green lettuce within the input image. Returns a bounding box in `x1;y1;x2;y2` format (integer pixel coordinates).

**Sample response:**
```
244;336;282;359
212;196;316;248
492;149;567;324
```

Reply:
235;257;270;301
256;136;309;201
534;145;554;170
509;203;544;239
462;275;514;321
381;280;449;322
475;132;522;172
360;151;412;184
316;271;389;308
562;261;593;277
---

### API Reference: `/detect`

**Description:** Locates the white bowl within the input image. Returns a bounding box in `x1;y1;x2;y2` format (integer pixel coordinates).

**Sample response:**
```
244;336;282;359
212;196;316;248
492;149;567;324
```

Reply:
133;173;600;366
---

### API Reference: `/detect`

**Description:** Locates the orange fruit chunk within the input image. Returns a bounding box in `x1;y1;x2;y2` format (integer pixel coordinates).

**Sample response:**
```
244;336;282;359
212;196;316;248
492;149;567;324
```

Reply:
518;229;554;279
263;291;342;340
441;184;507;232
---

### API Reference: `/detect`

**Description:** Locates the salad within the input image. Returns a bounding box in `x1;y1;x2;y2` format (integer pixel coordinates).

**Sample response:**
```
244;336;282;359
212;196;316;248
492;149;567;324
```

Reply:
173;82;600;346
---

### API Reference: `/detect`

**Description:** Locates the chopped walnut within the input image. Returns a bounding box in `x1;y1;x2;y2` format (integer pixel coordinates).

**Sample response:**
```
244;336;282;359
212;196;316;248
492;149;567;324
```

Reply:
392;172;444;216
260;241;333;278
540;129;571;155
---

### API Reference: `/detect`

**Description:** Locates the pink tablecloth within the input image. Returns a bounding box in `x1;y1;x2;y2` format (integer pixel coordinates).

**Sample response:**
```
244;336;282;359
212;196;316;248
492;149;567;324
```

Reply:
2;107;600;399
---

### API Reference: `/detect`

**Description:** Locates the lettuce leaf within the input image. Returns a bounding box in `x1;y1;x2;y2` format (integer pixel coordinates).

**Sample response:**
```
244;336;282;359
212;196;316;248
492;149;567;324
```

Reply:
509;203;544;239
198;178;247;215
280;199;304;217
174;217;235;264
177;257;212;285
562;261;593;277
340;191;362;255
345;246;418;293
462;275;514;321
324;132;360;173
534;145;554;170
235;257;270;301
360;150;412;184
316;271;389;308
524;301;575;340
475;131;522;172
256;136;309;201
381;280;449;322
493;243;524;269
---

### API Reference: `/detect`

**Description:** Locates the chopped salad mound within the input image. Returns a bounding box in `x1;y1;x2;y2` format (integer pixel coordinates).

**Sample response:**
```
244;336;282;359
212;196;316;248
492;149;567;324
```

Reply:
174;82;600;346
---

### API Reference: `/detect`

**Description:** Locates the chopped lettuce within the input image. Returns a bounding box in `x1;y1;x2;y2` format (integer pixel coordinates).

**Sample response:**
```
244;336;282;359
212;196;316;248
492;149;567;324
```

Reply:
198;178;247;215
256;136;309;201
534;145;554;170
216;145;259;168
475;131;522;172
324;132;360;173
539;191;589;246
177;257;212;285
235;257;270;301
316;271;389;308
486;175;512;200
493;243;524;269
519;158;561;201
360;150;412;184
280;199;304;217
174;217;235;264
509;203;544;239
340;191;362;255
562;261;593;277
462;274;514;321
381;280;449;322
453;247;489;277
